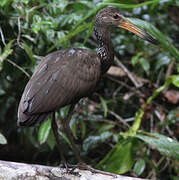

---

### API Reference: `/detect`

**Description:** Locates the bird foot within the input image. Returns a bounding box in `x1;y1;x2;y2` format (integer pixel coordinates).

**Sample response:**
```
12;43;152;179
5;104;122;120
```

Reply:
59;163;81;177
67;163;117;178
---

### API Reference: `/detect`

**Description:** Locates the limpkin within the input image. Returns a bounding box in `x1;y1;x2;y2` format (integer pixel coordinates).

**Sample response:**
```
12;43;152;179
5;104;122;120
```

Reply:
18;7;158;168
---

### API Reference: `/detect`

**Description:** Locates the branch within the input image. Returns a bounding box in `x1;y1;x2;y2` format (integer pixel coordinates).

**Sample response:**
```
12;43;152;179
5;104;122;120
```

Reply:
0;160;147;180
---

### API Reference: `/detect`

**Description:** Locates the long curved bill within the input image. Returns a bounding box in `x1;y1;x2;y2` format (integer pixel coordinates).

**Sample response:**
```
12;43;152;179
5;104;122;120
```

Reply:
119;18;159;45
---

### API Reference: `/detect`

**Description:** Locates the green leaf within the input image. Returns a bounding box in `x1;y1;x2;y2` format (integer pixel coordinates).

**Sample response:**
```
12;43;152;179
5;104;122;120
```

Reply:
128;18;179;61
0;0;12;7
83;131;112;152
101;0;159;9
171;75;179;87
70;117;77;139
166;109;179;123
60;105;70;118
133;159;146;176
122;75;175;138
23;43;36;65
99;96;108;117
0;133;7;144
22;0;30;4
135;132;179;160
46;129;55;150
131;52;143;66
48;23;90;52
80;119;86;139
0;40;14;62
154;53;170;70
139;58;150;76
58;131;71;146
83;21;94;45
177;64;179;73
121;109;144;138
97;123;115;134
38;119;51;144
96;139;134;174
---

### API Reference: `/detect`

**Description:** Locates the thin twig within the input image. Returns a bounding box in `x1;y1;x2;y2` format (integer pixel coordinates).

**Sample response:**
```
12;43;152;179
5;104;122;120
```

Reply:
107;76;145;98
33;55;43;60
165;60;175;80
6;59;30;78
86;99;130;129
17;16;23;49
83;118;117;125
0;26;6;46
163;59;175;92
114;58;143;88
108;110;130;128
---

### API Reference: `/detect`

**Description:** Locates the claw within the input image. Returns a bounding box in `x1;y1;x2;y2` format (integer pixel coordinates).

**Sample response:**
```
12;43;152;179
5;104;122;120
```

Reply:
59;163;81;177
65;163;117;178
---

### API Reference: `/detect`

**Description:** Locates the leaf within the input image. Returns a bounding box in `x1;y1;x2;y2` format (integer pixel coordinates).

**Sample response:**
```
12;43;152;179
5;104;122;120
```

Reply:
70;117;77;139
83;21;94;45
48;23;90;52
127;18;179;60
58;131;71;146
101;0;159;9
133;159;146;176
46;129;55;150
80;119;86;139
38;119;51;144
97;123;115;134
154;53;170;70
135;132;179;160
139;58;150;76
131;52;143;66
0;133;7;144
166;109;179;123
96;139;134;174
83;131;112;152
0;40;14;62
121;109;144;138
23;43;36;65
60;105;70;118
22;0;30;4
99;96;108;117
0;0;11;7
121;75;176;139
171;75;179;87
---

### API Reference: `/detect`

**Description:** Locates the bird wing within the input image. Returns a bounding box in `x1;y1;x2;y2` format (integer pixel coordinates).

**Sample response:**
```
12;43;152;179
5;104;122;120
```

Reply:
19;48;101;115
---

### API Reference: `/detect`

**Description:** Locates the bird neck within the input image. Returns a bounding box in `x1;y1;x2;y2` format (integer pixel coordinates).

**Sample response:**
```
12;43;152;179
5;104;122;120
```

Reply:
94;26;114;74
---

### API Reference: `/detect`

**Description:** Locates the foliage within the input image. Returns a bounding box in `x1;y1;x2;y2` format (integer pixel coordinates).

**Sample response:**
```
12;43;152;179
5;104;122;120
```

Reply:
0;133;7;145
0;0;178;179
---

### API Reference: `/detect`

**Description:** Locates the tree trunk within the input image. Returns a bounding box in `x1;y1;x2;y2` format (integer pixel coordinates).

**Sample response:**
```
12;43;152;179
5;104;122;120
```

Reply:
0;160;147;180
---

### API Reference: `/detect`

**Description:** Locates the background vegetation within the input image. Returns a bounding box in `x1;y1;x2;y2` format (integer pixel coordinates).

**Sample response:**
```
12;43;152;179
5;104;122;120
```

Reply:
0;0;179;179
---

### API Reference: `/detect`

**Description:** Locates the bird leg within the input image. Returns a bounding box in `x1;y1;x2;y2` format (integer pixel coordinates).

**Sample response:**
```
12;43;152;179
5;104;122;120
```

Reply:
62;105;117;178
63;104;84;165
51;111;67;166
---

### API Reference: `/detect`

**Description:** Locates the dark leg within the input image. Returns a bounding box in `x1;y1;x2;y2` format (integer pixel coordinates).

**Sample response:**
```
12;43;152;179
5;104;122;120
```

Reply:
63;104;84;164
63;106;117;177
51;111;66;165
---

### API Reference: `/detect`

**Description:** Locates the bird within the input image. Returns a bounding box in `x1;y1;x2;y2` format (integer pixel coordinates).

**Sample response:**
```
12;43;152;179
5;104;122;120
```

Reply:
18;7;158;167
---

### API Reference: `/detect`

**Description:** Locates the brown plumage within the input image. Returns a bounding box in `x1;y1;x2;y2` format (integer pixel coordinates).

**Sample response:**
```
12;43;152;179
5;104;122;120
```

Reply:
17;7;158;165
18;49;101;126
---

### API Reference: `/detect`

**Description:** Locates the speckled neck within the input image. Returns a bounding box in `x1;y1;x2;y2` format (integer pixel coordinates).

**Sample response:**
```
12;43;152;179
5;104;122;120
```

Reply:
93;26;114;74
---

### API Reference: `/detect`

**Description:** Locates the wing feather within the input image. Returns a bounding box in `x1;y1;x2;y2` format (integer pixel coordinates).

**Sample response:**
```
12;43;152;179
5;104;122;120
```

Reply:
18;48;101;117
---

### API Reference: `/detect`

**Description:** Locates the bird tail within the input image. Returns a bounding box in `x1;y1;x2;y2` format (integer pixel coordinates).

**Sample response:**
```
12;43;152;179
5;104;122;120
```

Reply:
17;105;49;127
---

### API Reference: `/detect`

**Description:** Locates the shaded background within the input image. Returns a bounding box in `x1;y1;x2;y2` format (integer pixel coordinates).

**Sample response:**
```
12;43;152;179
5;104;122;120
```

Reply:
0;0;178;179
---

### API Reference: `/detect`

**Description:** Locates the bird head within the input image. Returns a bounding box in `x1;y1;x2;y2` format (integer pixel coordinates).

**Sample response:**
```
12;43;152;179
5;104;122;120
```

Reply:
95;7;158;45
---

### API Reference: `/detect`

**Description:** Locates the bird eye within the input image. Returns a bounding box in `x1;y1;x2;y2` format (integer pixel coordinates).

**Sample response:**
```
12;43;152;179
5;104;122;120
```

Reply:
113;14;120;20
